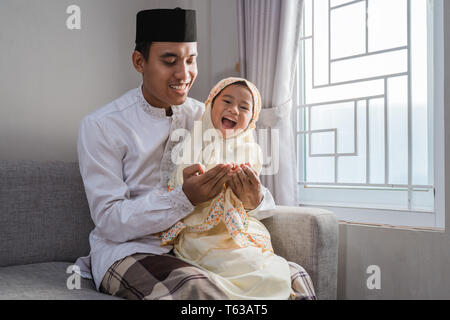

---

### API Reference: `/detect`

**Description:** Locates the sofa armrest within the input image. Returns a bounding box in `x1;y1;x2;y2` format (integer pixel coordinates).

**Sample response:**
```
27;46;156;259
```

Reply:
261;206;338;300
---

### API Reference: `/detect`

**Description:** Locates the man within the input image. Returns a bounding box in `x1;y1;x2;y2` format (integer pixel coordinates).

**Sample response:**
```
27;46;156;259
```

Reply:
74;8;277;300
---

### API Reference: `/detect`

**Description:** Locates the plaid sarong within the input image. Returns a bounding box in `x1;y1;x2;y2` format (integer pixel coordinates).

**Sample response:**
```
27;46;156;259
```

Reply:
99;252;316;300
287;261;317;300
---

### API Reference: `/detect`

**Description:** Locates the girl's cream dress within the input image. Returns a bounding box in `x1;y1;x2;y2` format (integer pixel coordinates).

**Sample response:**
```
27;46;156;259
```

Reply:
158;78;293;300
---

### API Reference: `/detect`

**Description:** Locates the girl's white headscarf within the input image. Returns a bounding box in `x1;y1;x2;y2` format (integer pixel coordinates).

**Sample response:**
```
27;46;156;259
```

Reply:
169;77;263;189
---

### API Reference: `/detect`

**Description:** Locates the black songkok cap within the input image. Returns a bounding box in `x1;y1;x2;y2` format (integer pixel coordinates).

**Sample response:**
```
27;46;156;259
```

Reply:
135;8;197;43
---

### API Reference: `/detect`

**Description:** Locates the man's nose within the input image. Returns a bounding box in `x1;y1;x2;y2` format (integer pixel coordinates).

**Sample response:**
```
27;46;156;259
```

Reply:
174;62;191;81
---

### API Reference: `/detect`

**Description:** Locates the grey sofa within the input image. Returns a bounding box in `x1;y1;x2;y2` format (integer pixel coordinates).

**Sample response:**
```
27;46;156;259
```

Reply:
0;160;338;300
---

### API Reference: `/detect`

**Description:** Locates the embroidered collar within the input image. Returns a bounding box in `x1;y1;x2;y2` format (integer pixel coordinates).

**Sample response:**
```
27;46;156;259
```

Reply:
137;84;171;119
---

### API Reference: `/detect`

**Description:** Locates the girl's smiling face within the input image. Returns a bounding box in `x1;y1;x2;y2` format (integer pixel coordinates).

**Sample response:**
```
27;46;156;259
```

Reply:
211;84;254;138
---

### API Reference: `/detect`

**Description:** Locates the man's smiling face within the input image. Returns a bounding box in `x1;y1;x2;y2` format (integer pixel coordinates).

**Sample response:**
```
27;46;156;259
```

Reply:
136;42;198;109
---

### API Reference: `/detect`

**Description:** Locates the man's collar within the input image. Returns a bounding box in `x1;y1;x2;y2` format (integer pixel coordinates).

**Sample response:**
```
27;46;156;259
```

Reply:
136;83;169;118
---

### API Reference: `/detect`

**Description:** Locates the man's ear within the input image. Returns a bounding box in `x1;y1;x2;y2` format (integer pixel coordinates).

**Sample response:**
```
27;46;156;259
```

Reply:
132;50;145;74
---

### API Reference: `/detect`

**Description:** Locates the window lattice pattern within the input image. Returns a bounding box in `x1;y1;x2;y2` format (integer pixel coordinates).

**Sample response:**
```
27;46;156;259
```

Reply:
296;0;434;211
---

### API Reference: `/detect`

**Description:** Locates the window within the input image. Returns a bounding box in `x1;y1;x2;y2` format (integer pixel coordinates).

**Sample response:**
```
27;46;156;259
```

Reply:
294;0;444;228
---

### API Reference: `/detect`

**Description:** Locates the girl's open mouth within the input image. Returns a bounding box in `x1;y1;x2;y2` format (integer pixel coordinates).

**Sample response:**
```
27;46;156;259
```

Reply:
222;117;237;129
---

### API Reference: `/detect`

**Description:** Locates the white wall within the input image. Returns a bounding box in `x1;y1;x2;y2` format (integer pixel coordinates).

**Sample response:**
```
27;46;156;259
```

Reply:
0;0;149;160
0;0;240;161
179;0;241;100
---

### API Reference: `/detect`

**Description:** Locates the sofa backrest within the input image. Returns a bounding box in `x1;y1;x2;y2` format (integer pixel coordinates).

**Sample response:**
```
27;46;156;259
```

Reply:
0;160;94;267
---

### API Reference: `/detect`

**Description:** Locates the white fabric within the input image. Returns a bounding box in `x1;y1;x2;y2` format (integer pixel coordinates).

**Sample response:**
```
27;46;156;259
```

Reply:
174;222;292;300
75;84;276;290
237;0;303;205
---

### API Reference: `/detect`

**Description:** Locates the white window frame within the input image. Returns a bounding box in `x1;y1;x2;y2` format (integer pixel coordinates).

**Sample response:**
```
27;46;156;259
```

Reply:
293;0;445;229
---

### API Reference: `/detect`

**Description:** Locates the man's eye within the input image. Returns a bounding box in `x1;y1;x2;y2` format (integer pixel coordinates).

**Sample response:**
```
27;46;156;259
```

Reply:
223;100;231;104
163;60;176;65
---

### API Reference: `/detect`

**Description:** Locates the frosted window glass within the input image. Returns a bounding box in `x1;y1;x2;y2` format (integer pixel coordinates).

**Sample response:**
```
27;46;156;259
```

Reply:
338;102;367;184
313;0;329;85
330;0;357;7
310;131;335;155
331;50;407;83
331;2;366;59
387;76;408;185
304;39;385;105
368;98;385;184
411;0;429;185
297;0;433;212
306;155;335;183
310;102;355;154
368;0;407;52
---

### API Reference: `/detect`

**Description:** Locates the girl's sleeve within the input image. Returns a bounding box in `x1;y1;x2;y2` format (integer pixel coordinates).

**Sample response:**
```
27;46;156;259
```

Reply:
244;141;276;220
247;185;277;220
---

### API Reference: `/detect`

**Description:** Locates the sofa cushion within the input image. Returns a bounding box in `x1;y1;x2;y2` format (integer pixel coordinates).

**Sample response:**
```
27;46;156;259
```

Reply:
0;160;94;267
0;262;120;300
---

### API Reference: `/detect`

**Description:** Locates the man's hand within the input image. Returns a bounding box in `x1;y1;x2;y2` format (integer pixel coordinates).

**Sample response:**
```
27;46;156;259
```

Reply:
226;163;263;211
182;163;232;206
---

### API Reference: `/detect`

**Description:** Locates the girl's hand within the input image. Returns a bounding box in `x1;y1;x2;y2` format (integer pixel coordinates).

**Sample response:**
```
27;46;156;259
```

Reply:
228;162;242;175
226;163;263;211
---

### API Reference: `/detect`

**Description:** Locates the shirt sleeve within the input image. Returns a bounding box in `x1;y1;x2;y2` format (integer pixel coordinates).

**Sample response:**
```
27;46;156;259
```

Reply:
77;116;195;243
246;185;276;220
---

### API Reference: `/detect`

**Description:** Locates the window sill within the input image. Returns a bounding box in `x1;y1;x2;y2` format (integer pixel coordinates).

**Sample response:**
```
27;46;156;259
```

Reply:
298;202;444;230
338;220;444;233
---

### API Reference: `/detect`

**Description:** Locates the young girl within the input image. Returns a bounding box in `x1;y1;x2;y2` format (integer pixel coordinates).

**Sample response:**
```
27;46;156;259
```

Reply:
157;77;314;300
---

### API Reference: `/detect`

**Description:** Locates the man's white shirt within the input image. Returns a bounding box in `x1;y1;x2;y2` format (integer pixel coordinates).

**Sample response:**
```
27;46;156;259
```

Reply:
75;85;276;290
